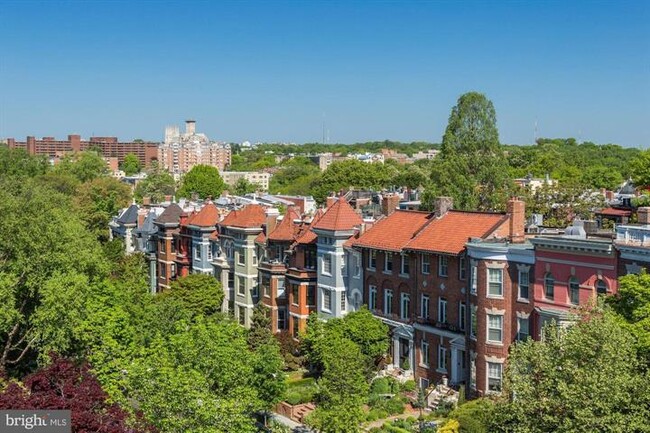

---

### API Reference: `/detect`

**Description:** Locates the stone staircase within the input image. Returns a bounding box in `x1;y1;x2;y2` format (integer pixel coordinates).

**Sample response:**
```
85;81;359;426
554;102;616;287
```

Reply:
293;403;315;423
426;382;458;410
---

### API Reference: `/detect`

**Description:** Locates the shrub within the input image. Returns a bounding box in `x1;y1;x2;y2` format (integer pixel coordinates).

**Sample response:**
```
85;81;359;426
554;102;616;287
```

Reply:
401;379;416;392
384;396;406;415
371;377;391;395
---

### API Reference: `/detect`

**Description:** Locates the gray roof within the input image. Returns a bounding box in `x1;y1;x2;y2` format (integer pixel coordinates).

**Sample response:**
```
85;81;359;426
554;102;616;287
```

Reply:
155;203;183;225
135;211;158;235
117;204;139;225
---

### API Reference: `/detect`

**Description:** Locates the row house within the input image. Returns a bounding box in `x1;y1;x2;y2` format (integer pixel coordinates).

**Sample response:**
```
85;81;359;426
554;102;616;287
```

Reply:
614;206;650;276
258;197;365;337
350;197;532;395
211;204;268;327
153;203;184;292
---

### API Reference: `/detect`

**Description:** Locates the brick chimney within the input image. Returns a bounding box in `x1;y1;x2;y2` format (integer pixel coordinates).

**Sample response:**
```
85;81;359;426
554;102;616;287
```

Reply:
381;193;401;216
265;207;280;236
433;196;453;218
142;196;151;206
507;197;526;243
638;207;650;225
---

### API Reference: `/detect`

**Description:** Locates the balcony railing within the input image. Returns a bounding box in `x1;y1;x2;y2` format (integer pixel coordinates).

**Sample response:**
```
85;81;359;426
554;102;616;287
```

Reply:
415;317;462;333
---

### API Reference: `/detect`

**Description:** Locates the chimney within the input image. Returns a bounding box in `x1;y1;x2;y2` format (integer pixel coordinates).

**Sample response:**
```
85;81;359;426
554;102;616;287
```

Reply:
185;120;196;135
326;195;338;208
507;197;526;243
638;207;650;225
433;196;453;218
265;207;280;236
381;193;401;216
142;196;151;206
68;134;81;152
164;195;172;203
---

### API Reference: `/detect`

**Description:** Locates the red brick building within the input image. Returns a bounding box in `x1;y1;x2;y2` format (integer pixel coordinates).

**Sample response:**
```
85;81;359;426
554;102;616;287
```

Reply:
7;135;158;167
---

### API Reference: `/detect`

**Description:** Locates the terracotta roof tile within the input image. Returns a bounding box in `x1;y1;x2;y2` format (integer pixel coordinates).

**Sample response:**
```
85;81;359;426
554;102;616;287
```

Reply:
187;202;219;227
294;209;325;245
255;232;266;244
268;207;302;242
312;196;362;232
405;211;508;254
219;204;266;228
350;210;433;252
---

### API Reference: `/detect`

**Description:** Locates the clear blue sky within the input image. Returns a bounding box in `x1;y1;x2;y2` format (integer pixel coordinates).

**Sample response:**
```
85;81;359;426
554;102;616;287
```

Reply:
1;0;648;146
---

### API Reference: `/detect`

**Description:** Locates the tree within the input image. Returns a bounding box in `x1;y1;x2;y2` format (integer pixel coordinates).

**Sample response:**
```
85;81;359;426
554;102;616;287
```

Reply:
0;355;153;432
312;159;396;203
177;164;226;199
134;162;176;203
328;307;389;370
0;147;48;179
234;177;258;196
251;341;287;411
158;273;225;318
308;337;369;433
269;157;322;195
74;177;132;242
492;307;650;432
608;272;650;364
631;149;650;188
54;151;109;182
121;153;141;176
427;92;511;211
248;303;274;350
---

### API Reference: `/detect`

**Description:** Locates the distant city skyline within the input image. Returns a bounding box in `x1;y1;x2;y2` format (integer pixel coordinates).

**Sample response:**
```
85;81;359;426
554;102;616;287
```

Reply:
0;0;648;147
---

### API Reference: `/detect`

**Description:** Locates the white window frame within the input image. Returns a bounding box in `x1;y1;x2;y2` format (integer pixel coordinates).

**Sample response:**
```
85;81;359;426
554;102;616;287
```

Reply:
438;255;448;277
517;316;530;341
470;263;478;295
322;289;332;312
487;314;503;344
421;294;430;319
400;254;410;275
518;269;530;300
400;293;410;320
569;277;580;305
237;248;245;265
459;256;467;280
421;340;430;368
487;268;503;297
384;253;393;273
438;297;447;323
340;292;346;312
369;250;377;270
437;346;447;372
487;361;503;393
421;255;430;274
322;254;332;275
384;289;393;316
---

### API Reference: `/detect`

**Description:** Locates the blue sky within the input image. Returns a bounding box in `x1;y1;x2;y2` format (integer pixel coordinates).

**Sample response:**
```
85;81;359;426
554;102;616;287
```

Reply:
1;0;648;146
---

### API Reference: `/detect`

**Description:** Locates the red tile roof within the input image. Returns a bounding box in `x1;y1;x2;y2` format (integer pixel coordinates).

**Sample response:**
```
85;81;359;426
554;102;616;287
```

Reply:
311;196;362;232
187;202;219;227
294;209;325;245
268;207;301;242
597;208;632;217
405;211;508;254
255;232;266;244
219;204;266;228
350;211;433;252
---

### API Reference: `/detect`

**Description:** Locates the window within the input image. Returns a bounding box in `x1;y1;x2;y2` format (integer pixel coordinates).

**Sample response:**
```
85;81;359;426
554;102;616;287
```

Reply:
422;255;431;274
438;298;447;323
307;285;316;306
354;256;361;277
262;276;271;297
237;276;245;296
323;289;332;311
160;264;167;280
228;272;234;290
292;284;299;306
207;245;213;261
517;317;529;341
488;268;503;297
340;293;346;312
369;285;377;310
170;263;176;279
400;255;410;275
385;290;393;315
237;249;245;265
277;278;285;297
596;279;607;295
400;293;410;320
171;240;176;253
459;302;466;331
471;305;477;338
421;295;430;319
277;309;286;330
252;279;259;298
471;264;478;295
238;306;246;326
518;269;530;300
252;252;257;265
569;277;580;305
487;362;503;392
225;242;234;260
369;251;377;270
293;318;299;336
160;239;166;253
487;314;503;343
384;253;393;273
275;245;283;261
195;245;202;260
421;340;430;367
545;273;555;300
459;256;467;280
305;249;316;270
322;254;332;275
438;346;447;372
438;255;448;277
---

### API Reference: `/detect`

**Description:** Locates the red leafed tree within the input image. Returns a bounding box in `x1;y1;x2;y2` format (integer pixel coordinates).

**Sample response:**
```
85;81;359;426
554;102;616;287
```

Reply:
0;355;154;433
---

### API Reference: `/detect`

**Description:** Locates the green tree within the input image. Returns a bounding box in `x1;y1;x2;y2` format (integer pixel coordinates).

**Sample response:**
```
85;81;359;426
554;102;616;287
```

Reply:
74;177;132;242
608;272;650;364
158;273;224;318
121;153;141;176
312;159;396;203
492;307;650;432
248;303;274;350
234;177;258;196
631;149;650;188
0;147;48;178
54;151;109;182
329;307;389;369
428;92;511;211
177;164;226;199
134;162;176;203
269;156;322;195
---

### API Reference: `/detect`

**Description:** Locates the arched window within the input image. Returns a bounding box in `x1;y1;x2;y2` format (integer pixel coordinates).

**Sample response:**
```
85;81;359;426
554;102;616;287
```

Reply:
544;273;555;300
569;277;579;305
596;279;607;295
